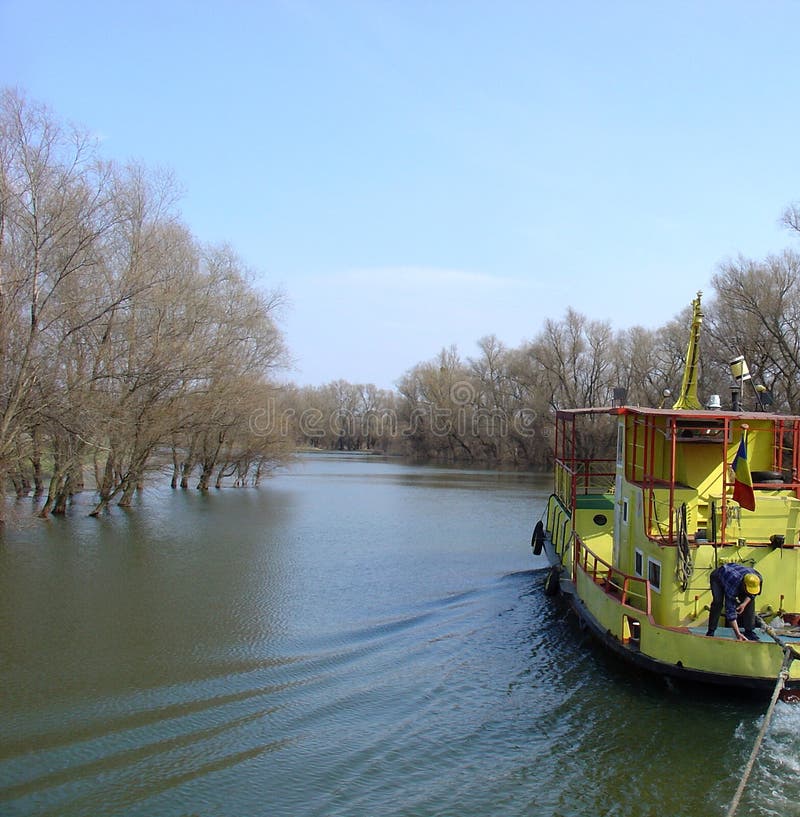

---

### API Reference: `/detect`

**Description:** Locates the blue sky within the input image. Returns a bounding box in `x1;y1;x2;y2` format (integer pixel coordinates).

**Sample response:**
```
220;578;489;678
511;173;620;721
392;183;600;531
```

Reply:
2;1;800;390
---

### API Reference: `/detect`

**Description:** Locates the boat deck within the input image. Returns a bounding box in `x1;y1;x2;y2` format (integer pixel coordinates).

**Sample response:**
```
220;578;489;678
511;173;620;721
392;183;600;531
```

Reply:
687;626;800;643
575;494;615;509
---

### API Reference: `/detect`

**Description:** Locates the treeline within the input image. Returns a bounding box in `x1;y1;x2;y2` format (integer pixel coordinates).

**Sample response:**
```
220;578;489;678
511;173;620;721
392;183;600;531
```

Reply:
3;87;800;522
281;241;800;466
0;89;289;523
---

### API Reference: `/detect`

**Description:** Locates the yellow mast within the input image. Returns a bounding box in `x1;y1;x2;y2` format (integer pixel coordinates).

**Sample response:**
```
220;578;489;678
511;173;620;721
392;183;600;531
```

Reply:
672;291;704;410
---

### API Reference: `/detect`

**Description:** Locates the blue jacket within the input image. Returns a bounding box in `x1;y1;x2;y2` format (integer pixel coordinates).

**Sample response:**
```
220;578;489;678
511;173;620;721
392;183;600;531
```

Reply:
715;563;762;622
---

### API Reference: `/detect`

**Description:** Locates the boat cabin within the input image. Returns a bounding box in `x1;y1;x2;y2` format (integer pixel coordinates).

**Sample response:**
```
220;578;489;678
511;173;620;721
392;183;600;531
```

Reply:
549;405;800;629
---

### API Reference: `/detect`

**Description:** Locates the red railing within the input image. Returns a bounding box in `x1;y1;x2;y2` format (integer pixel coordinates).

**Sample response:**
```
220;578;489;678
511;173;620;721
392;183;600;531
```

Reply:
574;535;651;615
554;458;616;509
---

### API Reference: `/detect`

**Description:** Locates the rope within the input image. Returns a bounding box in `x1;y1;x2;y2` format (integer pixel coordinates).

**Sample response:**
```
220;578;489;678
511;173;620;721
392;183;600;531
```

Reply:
676;502;692;591
724;647;795;817
758;615;794;652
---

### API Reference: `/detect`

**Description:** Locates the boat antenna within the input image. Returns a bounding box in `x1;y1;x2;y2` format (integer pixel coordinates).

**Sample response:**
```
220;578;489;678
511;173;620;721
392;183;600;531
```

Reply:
672;291;704;411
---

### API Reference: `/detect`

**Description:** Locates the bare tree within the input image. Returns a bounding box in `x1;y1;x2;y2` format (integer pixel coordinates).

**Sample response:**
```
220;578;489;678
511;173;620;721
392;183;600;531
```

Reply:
528;309;615;410
709;251;800;411
782;202;800;236
0;89;115;522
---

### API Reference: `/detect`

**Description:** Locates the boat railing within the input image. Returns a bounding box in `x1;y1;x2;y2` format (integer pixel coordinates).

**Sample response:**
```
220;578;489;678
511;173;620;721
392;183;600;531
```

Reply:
645;487;800;547
646;490;678;543
554;457;616;507
575;535;652;615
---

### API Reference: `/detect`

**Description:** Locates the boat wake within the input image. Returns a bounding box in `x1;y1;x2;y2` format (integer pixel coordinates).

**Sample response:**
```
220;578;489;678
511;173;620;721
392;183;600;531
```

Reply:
0;571;553;817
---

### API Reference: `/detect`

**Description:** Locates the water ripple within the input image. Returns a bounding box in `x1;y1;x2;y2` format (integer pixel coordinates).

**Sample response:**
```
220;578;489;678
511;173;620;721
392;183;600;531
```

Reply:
3;459;796;817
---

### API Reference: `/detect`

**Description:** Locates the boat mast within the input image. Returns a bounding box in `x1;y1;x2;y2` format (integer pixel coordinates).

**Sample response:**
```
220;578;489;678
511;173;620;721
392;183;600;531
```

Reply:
672;291;704;411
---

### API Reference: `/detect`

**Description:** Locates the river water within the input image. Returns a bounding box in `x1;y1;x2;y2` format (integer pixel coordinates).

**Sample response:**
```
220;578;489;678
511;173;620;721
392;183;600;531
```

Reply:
1;453;798;817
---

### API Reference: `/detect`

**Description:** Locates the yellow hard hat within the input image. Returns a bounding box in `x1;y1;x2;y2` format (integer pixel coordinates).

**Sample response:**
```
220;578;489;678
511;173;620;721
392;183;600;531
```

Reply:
743;573;761;595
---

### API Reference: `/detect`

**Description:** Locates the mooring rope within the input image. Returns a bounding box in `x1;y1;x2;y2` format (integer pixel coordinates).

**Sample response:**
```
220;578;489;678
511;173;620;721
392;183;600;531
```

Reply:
724;646;795;817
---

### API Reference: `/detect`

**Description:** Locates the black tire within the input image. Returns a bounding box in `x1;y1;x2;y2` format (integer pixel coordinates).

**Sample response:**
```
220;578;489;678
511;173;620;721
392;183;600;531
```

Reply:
751;470;784;484
531;520;545;555
544;566;560;596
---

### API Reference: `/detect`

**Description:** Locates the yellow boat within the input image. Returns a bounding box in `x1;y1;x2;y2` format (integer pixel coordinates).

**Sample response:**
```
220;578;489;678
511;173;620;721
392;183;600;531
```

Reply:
535;293;800;693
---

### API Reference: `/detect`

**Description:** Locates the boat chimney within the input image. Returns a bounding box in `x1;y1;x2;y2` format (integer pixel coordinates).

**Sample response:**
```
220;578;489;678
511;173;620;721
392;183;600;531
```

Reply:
706;394;721;410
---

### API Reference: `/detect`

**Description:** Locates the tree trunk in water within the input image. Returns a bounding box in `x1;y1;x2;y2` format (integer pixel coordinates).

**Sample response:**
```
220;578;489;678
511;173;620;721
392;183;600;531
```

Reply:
179;438;197;489
90;454;119;516
52;471;74;515
170;446;180;489
180;458;194;489
96;454;115;497
0;463;6;526
118;478;137;507
39;470;64;518
89;496;111;516
197;463;213;491
197;465;212;491
11;472;29;498
53;492;68;514
39;445;65;517
31;427;44;499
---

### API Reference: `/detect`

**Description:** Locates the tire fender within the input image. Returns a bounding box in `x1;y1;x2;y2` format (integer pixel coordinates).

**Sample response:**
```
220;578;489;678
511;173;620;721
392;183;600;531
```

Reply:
531;520;545;555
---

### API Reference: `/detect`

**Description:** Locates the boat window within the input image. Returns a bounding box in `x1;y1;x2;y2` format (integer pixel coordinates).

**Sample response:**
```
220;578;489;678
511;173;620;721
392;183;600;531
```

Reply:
622;499;629;524
648;558;662;593
634;549;644;577
667;419;729;442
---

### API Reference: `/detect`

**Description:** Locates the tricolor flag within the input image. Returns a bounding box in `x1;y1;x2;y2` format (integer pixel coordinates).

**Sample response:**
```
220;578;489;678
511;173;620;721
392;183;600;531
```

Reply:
732;431;756;512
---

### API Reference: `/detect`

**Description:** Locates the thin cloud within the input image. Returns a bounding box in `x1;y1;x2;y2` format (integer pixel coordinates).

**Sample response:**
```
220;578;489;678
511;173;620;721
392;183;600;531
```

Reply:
331;266;536;292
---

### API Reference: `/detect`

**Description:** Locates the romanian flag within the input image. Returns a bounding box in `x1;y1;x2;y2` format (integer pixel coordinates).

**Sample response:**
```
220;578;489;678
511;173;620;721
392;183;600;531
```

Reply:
732;431;756;512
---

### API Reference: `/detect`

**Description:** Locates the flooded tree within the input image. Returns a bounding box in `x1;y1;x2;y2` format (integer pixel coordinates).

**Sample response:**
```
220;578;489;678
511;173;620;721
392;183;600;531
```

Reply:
0;89;116;523
0;90;288;522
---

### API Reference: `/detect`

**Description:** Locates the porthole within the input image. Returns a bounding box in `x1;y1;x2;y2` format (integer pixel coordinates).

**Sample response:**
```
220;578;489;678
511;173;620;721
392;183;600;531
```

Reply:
593;513;608;526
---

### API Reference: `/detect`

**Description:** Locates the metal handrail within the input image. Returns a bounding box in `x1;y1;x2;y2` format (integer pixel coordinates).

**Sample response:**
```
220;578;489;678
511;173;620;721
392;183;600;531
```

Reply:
554;457;616;507
575;535;652;615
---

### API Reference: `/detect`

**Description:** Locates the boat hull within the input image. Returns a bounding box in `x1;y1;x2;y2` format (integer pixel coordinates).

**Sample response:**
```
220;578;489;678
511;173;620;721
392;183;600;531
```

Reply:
541;535;800;694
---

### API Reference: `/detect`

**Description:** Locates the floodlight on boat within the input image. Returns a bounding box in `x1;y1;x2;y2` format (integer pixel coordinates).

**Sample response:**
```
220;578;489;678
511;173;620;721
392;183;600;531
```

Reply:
730;355;751;381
